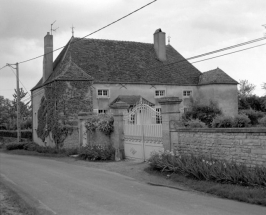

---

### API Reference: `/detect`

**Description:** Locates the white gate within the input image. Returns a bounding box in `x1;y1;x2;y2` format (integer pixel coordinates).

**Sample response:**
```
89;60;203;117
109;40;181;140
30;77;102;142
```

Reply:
123;104;163;161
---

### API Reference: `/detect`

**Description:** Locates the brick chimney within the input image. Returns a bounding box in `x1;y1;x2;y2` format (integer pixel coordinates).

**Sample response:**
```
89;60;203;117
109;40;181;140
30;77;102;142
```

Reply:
153;29;166;61
43;32;53;83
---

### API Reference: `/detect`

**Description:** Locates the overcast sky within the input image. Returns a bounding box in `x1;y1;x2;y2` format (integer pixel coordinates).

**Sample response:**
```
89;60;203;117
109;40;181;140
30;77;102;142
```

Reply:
0;0;265;102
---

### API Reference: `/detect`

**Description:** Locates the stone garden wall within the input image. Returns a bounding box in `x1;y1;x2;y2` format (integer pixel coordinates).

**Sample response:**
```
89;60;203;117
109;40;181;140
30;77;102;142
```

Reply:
171;128;266;167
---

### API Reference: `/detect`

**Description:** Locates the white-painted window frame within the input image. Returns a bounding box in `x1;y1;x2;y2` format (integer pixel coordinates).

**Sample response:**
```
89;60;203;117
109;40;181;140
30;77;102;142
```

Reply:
97;89;110;98
154;90;166;98
183;90;193;98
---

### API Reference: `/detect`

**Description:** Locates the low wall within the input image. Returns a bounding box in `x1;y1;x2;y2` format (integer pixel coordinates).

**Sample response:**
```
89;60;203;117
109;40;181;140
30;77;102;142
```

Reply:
86;130;114;146
171;128;266;167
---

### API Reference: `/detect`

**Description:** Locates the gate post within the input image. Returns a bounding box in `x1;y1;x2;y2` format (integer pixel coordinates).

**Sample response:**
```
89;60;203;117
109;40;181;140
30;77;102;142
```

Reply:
78;112;91;147
109;101;129;161
158;97;182;151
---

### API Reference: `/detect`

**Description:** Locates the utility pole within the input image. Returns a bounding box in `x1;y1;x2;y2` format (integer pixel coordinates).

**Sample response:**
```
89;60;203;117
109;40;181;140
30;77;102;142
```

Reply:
6;63;21;142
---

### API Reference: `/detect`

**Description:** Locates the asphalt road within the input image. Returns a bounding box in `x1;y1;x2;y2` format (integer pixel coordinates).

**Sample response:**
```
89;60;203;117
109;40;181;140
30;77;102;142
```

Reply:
0;153;265;215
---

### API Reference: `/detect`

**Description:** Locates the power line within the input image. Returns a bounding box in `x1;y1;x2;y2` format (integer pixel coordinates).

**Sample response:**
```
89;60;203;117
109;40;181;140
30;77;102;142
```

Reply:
0;65;7;71
186;37;265;61
190;43;266;65
19;0;157;64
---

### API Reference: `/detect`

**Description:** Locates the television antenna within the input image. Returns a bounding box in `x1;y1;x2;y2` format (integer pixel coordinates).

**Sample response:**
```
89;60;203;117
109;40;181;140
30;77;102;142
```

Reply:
168;35;171;45
51;20;59;35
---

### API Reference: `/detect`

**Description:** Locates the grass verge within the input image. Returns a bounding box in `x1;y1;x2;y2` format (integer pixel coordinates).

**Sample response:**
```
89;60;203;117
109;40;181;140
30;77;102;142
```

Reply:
1;148;68;157
0;180;37;215
145;167;266;206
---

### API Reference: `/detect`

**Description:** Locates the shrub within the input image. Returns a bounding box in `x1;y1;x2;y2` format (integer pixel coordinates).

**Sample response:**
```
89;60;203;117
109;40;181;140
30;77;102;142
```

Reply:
212;115;234;128
35;146;59;154
239;109;265;125
23;142;41;151
59;147;79;156
97;114;114;135
232;114;251;128
6;143;26;150
184;100;221;127
148;151;266;187
258;116;266;127
78;144;115;161
185;119;207;128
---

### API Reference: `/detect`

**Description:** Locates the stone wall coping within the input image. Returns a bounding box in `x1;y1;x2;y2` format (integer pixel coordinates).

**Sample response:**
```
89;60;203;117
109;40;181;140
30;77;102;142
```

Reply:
173;127;266;133
158;96;182;105
109;101;130;109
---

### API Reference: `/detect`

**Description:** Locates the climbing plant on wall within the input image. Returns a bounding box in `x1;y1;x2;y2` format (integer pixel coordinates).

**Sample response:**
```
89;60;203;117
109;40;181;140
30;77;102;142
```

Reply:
85;114;114;135
37;80;93;148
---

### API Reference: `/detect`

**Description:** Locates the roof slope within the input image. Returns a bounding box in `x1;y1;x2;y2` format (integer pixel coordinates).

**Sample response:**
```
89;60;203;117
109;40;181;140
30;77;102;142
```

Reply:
32;37;203;91
199;68;238;85
47;57;93;82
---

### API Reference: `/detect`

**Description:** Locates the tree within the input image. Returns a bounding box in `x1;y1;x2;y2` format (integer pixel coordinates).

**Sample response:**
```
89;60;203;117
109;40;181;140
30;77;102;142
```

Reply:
261;83;266;110
238;80;256;97
12;88;31;120
238;80;266;111
0;89;32;130
0;96;15;129
262;83;266;96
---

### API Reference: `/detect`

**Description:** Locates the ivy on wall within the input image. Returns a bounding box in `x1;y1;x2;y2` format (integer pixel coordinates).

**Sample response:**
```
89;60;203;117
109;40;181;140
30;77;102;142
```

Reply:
37;80;93;148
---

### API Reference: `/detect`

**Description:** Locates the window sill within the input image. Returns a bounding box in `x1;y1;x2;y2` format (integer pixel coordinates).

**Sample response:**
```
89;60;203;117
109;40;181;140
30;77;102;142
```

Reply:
97;97;110;99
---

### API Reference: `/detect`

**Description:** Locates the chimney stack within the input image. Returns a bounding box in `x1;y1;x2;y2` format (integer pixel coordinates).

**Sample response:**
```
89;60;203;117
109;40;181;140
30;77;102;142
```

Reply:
153;29;166;61
43;32;53;83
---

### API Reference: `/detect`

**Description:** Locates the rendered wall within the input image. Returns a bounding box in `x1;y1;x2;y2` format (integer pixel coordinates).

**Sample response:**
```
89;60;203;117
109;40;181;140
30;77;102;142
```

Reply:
92;83;198;112
32;88;46;146
198;84;238;116
171;128;266;167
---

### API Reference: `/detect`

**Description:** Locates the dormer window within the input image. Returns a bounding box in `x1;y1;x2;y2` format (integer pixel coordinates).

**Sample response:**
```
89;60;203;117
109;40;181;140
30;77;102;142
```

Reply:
97;89;110;98
155;90;165;97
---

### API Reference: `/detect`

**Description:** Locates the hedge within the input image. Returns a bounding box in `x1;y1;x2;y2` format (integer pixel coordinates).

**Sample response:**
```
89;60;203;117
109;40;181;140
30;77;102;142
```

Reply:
0;130;32;140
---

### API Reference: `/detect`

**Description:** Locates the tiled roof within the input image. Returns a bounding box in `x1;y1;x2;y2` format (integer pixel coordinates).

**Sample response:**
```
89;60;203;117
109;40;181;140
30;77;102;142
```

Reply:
198;68;238;85
32;37;203;91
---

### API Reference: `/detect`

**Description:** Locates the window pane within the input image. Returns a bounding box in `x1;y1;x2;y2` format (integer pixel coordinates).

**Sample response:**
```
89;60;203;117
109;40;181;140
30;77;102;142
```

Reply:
98;90;102;95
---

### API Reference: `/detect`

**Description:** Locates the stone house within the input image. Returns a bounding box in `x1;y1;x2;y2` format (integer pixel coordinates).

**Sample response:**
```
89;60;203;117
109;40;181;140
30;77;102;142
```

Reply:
31;29;238;146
